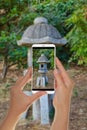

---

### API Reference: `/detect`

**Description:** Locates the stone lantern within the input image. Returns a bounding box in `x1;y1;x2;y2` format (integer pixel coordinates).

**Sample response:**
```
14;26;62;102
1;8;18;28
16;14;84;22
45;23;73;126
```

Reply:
17;17;67;125
36;54;49;87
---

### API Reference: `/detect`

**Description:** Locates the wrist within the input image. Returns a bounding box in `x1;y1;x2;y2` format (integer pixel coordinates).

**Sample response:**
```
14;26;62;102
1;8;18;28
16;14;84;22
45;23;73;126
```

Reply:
54;103;70;120
55;102;70;112
7;109;19;119
53;106;70;130
0;109;19;130
8;105;22;118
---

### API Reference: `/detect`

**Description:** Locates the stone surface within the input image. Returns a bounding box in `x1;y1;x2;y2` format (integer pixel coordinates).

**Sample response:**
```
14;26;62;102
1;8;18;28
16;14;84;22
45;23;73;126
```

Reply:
40;94;49;124
37;54;49;63
17;17;67;46
28;47;32;67
32;100;41;120
34;17;48;24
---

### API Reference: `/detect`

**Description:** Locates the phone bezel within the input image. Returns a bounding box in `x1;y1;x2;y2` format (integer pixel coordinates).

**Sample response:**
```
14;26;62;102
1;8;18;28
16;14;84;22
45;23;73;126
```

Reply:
32;44;56;94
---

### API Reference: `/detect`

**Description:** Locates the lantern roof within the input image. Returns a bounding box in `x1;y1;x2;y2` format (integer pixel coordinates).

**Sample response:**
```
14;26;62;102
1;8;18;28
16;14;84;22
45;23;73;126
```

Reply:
37;54;49;63
17;17;67;46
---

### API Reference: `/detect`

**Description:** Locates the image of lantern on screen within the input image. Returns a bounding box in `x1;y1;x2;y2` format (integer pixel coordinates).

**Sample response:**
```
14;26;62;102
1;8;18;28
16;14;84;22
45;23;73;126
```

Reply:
36;54;49;88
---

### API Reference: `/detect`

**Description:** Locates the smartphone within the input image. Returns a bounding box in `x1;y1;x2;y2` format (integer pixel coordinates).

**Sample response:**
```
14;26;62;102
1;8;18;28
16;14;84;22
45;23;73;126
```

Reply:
32;44;56;94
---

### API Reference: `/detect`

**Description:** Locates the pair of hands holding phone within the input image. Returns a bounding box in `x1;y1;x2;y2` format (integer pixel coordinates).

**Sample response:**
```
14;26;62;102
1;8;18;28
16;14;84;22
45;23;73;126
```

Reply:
9;57;74;116
0;57;74;130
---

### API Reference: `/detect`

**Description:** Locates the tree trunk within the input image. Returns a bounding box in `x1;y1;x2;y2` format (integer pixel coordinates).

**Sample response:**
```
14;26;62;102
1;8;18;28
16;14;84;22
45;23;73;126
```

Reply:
2;64;8;79
2;56;8;80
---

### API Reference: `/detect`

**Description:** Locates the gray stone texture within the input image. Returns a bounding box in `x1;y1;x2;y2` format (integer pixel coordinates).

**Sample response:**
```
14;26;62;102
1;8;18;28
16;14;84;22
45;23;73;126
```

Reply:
17;17;67;46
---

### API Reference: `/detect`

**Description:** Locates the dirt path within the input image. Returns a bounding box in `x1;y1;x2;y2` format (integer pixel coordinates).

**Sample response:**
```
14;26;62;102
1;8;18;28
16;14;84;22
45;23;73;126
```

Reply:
68;67;87;130
0;66;87;130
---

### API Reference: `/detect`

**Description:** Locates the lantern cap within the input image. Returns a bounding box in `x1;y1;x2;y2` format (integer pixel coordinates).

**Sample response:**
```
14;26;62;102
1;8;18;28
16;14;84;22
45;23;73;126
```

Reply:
37;54;49;63
17;17;67;46
34;17;48;24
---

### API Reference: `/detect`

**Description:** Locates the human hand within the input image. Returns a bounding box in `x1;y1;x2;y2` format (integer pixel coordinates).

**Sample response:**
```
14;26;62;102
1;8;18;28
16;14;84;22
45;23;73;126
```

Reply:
9;68;46;117
0;68;46;130
51;58;74;130
53;57;74;111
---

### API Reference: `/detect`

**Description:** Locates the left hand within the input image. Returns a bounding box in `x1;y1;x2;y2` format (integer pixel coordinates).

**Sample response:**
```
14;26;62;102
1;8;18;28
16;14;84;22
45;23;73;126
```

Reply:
9;68;46;116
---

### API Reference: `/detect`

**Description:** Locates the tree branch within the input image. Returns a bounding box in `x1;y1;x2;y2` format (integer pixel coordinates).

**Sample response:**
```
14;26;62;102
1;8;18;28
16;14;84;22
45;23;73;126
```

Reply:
8;62;17;68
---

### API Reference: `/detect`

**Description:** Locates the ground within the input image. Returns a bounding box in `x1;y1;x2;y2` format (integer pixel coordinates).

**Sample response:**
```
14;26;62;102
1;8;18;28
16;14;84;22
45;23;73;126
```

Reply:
0;65;87;130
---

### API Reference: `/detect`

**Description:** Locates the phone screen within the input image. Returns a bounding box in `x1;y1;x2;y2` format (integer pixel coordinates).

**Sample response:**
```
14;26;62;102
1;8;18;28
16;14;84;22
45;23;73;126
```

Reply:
32;45;55;92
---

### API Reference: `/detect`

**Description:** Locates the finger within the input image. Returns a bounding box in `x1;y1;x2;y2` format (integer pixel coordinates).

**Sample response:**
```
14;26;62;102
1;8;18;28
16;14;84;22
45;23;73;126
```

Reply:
15;76;24;86
54;69;65;88
54;79;57;90
19;67;32;90
24;67;32;80
30;91;47;103
55;57;70;82
12;76;24;89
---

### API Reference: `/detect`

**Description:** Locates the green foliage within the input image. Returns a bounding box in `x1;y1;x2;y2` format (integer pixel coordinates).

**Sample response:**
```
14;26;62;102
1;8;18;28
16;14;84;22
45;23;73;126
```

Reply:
0;0;75;73
34;0;75;35
0;0;29;74
0;0;87;79
49;106;55;121
0;31;27;68
66;1;87;65
56;46;70;63
73;88;79;97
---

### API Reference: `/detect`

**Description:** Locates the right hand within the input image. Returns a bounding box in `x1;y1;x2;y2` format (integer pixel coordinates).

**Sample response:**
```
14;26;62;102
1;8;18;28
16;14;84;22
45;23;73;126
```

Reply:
53;57;74;111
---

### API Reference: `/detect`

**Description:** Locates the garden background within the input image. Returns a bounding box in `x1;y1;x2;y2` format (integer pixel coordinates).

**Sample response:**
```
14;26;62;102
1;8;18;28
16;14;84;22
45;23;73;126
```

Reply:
0;0;87;130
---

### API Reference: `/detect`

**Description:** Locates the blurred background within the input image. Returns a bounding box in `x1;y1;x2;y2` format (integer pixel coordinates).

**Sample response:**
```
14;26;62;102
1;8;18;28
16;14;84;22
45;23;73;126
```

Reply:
0;0;87;130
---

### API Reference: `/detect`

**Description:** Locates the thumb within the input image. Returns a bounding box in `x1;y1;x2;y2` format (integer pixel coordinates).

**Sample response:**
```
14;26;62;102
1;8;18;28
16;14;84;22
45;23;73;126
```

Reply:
30;91;47;103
